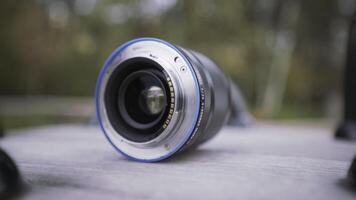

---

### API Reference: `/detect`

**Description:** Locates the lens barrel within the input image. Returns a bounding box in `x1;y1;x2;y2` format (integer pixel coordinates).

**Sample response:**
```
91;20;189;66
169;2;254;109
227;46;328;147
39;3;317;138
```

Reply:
96;38;251;162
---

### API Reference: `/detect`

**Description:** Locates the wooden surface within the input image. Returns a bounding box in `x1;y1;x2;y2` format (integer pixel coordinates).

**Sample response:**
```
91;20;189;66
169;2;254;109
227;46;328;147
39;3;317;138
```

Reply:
1;123;356;200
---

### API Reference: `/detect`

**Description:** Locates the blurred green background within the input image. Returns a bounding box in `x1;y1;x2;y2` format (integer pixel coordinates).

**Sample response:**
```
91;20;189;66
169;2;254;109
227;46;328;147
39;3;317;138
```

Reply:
0;0;355;129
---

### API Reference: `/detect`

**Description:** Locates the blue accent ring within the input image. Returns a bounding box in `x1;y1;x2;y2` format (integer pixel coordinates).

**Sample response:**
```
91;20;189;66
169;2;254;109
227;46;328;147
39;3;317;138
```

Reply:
95;37;201;162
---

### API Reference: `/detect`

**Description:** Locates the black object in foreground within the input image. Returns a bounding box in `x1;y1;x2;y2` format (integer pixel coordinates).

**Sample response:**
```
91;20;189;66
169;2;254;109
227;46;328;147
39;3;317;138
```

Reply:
0;148;23;199
96;38;252;162
335;13;356;141
348;156;356;187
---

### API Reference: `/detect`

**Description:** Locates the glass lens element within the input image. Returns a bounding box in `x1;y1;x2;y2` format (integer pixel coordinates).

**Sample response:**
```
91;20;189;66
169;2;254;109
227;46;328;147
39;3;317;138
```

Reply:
140;86;165;115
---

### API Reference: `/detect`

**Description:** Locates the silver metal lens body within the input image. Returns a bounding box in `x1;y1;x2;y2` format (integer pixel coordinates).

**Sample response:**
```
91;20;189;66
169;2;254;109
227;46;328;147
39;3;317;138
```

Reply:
96;38;250;162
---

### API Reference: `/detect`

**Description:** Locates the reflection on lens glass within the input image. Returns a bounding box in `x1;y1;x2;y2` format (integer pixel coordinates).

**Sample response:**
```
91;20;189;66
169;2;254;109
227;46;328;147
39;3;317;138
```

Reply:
140;86;165;115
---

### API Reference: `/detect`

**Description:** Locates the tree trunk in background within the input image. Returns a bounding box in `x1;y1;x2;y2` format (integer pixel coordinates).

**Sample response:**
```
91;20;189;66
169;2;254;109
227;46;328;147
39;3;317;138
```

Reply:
260;0;300;116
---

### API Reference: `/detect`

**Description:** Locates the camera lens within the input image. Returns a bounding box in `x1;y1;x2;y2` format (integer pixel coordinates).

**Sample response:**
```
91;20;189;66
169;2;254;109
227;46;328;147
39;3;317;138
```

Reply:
96;38;251;162
118;70;167;130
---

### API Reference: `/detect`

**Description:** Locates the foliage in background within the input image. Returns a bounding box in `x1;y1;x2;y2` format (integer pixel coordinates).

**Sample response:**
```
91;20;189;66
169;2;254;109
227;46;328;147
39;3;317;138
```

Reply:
0;0;355;119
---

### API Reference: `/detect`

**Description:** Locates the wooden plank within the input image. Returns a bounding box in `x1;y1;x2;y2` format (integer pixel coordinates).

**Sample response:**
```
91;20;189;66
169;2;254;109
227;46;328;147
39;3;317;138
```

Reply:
1;123;356;200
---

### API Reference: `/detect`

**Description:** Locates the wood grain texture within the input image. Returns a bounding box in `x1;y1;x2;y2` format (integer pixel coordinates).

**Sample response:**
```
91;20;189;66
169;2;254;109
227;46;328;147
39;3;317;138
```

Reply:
1;123;356;200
